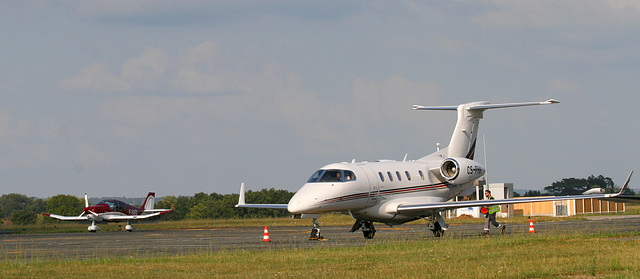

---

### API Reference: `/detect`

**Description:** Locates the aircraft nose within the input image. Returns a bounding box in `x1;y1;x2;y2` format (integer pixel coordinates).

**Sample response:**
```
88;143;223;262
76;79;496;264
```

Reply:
287;184;319;213
287;195;307;214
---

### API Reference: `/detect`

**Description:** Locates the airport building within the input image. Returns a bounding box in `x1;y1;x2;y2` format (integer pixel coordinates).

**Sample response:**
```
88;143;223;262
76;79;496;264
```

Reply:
451;180;625;218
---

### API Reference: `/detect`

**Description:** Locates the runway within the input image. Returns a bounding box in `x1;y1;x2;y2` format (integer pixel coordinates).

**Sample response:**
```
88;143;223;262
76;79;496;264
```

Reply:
2;215;639;262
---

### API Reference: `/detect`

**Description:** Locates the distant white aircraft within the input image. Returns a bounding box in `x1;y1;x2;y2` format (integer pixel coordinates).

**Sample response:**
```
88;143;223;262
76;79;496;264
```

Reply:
237;99;634;239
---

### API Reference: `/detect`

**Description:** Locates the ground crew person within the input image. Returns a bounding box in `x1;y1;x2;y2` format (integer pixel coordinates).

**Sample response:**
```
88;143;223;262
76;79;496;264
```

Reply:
483;190;505;235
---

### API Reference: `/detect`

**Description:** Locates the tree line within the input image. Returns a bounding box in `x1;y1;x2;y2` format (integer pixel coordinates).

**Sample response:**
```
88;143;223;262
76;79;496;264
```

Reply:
522;175;635;197
0;188;294;225
1;175;637;225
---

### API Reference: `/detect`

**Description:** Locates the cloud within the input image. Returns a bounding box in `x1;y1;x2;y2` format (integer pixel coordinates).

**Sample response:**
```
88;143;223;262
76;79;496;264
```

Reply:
60;47;167;93
0;109;58;169
85;41;444;160
171;42;225;93
352;75;441;123
121;47;167;89
59;62;131;92
62;0;362;25
475;1;640;29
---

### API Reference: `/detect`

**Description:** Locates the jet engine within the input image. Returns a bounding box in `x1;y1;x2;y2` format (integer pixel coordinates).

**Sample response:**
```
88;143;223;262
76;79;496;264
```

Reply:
440;157;485;185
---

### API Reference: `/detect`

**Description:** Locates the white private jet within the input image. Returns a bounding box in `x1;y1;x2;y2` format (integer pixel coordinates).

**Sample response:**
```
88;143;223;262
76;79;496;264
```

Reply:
236;99;634;239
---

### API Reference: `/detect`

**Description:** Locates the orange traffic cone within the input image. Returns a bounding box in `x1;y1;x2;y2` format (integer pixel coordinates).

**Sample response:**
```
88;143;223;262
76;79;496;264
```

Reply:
263;226;271;242
528;217;535;233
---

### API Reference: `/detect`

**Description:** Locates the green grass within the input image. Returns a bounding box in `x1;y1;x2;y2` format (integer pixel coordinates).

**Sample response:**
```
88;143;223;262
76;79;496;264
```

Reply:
2;205;640;277
2;231;639;278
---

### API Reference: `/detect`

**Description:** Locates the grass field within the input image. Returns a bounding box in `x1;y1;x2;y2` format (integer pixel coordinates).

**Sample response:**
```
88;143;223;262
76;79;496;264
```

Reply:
2;231;639;278
1;204;639;278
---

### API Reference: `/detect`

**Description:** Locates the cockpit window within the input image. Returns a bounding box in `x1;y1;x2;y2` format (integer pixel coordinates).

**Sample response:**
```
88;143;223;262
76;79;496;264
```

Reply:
307;170;325;183
307;169;356;183
98;200;117;211
97;200;125;211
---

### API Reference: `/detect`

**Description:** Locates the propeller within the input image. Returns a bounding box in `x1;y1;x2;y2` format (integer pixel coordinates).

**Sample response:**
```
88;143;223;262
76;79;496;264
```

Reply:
79;193;99;218
81;193;101;232
77;193;90;218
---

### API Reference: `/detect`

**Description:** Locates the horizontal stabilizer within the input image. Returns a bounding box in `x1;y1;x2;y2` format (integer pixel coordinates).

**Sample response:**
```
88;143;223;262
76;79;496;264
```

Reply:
413;99;559;111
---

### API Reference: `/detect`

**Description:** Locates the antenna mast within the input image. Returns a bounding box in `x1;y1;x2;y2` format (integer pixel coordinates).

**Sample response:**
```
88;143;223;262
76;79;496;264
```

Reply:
483;134;488;186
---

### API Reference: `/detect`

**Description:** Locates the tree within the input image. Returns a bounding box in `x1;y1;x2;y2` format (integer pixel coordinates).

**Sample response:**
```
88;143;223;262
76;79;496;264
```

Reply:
45;194;83;216
156;195;176;210
10;209;37;225
0;193;32;218
544;175;618;196
544;177;588;195
586;175;615;193
523;190;545;197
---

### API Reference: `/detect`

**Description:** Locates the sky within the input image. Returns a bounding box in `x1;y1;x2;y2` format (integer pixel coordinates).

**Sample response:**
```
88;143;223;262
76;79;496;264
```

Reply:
1;1;640;198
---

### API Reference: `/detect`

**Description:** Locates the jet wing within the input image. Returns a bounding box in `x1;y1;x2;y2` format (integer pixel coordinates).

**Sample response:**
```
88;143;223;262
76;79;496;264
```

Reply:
234;182;289;210
397;171;633;215
42;213;89;221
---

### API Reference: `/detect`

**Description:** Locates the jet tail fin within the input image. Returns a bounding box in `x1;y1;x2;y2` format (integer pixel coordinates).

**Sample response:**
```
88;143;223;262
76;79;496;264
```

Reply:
414;99;559;159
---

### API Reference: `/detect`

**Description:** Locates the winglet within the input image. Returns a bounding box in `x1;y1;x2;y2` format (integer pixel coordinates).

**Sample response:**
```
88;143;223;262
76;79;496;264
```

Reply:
236;183;246;207
613;170;633;196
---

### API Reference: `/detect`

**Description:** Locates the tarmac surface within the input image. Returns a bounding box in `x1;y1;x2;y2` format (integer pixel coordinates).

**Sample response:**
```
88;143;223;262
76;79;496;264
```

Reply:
2;215;639;262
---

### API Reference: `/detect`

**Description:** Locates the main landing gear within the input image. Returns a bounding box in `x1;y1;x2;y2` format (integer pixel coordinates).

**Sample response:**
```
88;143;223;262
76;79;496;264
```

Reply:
426;212;448;237
125;220;136;232
350;220;376;239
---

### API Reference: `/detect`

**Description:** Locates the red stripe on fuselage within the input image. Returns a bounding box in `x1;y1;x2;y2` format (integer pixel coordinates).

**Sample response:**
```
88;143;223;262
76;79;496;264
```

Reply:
319;183;449;205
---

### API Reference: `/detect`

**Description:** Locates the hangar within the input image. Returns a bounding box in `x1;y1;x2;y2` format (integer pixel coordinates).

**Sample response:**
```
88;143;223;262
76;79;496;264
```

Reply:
452;180;625;218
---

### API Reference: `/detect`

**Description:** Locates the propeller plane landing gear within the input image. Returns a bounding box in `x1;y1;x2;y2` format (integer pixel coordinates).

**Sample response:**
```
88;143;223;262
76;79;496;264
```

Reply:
309;218;324;240
88;221;100;232
125;220;136;232
350;220;376;239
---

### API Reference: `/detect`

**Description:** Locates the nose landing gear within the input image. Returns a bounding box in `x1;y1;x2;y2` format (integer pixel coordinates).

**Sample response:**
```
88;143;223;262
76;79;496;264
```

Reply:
309;218;324;240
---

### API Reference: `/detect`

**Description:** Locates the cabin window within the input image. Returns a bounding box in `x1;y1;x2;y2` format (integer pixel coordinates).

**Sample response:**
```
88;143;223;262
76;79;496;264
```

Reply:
396;171;402;181
419;170;425;180
378;172;385;182
387;171;393;182
307;169;356;183
405;171;412;181
344;171;356;181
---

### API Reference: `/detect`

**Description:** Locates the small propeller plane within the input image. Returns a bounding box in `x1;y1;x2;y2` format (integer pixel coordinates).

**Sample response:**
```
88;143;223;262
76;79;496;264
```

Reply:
43;192;173;232
236;99;636;239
